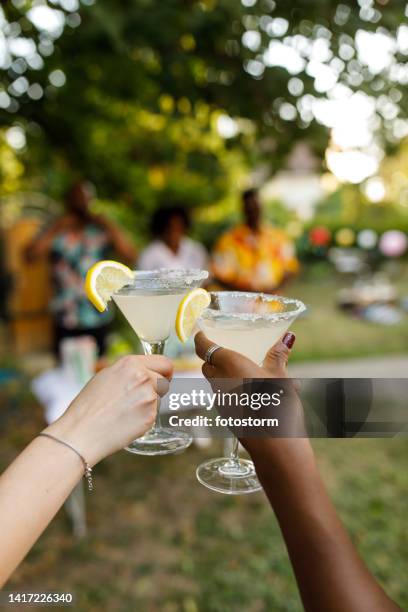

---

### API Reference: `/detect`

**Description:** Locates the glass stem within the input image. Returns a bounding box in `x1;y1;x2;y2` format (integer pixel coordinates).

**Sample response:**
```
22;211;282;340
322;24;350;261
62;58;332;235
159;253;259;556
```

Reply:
227;436;241;468
141;340;166;432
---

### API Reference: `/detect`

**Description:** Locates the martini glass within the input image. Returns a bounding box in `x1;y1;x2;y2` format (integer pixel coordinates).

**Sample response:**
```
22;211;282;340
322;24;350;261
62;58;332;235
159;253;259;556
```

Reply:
196;291;306;494
113;268;208;455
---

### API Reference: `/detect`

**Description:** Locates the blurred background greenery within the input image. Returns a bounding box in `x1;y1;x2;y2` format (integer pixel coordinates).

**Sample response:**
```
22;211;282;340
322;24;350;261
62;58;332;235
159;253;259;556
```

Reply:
1;0;408;239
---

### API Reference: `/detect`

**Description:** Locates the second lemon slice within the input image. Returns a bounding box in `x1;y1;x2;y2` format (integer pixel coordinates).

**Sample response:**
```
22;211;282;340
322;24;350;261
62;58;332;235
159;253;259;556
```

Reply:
176;288;211;342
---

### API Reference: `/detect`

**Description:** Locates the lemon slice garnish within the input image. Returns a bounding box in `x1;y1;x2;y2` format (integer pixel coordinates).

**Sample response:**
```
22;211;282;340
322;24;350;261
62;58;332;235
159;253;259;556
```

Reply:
84;260;134;312
175;288;211;343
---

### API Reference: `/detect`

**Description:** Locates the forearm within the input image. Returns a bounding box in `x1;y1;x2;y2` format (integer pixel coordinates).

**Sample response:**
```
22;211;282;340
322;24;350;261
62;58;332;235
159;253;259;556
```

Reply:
0;436;83;586
248;439;400;612
106;224;136;264
25;230;55;260
0;354;171;587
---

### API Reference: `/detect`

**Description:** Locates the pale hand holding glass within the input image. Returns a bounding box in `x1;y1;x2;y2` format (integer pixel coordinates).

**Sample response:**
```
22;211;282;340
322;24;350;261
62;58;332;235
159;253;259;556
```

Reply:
113;268;208;455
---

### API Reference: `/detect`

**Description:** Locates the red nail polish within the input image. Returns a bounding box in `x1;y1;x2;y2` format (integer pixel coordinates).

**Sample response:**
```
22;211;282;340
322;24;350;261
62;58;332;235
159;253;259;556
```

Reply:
282;332;295;349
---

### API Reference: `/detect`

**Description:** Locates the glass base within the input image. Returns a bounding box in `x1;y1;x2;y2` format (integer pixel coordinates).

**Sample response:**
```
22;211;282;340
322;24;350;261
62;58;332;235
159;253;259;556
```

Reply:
125;428;193;456
196;457;262;495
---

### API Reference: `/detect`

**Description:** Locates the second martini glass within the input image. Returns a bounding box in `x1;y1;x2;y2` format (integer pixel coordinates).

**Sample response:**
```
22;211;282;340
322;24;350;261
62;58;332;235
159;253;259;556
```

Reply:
113;268;208;455
196;291;306;494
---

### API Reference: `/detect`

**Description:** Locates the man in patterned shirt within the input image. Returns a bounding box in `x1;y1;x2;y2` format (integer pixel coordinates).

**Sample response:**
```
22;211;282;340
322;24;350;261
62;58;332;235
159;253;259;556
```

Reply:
211;188;299;292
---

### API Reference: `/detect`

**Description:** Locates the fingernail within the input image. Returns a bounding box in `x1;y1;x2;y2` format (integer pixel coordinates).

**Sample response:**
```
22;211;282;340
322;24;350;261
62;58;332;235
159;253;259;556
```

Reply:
282;332;296;349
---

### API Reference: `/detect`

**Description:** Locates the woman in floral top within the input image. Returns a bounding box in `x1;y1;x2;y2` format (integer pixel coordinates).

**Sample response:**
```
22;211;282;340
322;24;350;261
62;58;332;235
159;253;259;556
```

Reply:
212;189;299;292
25;182;136;358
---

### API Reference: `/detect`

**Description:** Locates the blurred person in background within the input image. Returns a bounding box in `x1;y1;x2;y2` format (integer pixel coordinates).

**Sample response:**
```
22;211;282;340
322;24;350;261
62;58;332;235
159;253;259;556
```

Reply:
138;205;208;271
212;188;299;292
25;181;136;359
138;205;209;371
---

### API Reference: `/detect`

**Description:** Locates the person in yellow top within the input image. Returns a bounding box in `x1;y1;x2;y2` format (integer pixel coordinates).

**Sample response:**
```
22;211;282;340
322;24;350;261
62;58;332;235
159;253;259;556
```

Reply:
211;189;299;292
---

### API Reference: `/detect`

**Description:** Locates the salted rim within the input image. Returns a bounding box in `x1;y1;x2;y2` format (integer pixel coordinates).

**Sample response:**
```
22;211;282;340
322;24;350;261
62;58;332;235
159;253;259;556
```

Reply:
199;291;306;322
114;268;208;294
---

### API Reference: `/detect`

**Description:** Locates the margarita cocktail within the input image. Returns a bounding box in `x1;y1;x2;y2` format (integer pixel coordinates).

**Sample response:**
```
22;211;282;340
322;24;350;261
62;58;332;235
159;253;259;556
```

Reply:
113;268;208;456
198;292;305;365
196;291;305;494
114;289;186;344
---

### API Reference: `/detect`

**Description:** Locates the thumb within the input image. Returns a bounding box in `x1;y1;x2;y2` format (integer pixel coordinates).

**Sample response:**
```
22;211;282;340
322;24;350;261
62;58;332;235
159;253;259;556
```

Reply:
263;332;295;377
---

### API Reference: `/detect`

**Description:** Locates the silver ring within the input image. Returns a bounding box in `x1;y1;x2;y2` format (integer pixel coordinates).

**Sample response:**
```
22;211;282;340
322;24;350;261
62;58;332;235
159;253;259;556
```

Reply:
204;344;222;365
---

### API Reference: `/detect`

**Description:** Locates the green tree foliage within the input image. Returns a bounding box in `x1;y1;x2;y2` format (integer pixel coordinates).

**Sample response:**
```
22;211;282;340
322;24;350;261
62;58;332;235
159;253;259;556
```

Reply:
0;0;407;226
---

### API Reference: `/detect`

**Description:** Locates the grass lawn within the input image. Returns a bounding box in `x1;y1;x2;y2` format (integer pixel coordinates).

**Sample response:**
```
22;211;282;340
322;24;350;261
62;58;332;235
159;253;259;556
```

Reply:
1;399;407;612
283;262;408;361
